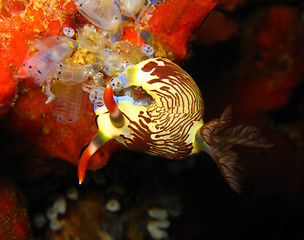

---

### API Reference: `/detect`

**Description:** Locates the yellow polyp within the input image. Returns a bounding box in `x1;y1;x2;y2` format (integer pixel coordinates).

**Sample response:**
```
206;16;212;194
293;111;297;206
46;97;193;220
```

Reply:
153;42;168;58
33;28;41;33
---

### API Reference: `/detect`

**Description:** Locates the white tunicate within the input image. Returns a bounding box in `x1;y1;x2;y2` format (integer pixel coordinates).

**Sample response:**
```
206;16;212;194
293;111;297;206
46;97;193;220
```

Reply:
49;219;63;231
153;219;170;229
141;44;154;57
105;199;121;212
109;76;124;92
78;25;107;54
33;212;47;228
103;53;126;76
120;0;145;18
148;208;168;220
147;221;168;240
82;71;104;93
35;36;77;59
51;61;89;122
52;196;67;215
46;207;58;220
17;36;77;86
66;187;79;201
63;27;75;37
55;62;89;85
18;53;55;86
87;65;101;78
89;87;105;106
74;0;122;32
50;81;87;123
93;72;104;81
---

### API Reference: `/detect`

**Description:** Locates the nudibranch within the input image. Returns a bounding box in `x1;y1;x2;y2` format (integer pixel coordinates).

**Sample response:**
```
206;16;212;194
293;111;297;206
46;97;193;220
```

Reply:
79;57;271;192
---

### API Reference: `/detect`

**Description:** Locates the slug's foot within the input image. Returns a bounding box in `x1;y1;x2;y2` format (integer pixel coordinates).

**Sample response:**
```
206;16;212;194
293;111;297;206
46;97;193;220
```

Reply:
197;106;273;193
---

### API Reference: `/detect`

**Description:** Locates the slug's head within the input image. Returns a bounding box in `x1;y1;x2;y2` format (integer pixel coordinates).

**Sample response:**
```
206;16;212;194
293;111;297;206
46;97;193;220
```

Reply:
78;83;147;184
78;58;204;184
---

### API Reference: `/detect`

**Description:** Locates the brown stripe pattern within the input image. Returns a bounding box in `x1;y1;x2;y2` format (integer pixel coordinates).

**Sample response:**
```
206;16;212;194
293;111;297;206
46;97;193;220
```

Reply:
120;58;204;159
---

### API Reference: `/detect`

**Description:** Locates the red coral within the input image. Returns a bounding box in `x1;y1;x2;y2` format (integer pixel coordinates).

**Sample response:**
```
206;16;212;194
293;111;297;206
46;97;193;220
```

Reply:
0;59;16;117
148;0;218;60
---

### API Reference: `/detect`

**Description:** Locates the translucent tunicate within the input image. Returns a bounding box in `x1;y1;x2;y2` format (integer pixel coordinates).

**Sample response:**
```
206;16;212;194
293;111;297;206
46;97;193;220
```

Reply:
17;36;77;86
88;65;101;76
141;44;154;57
74;0;122;32
35;36;77;58
120;0;145;18
63;27;75;37
152;219;170;229
109;76;124;92
105;199;121;212
78;25;107;54
52;196;67;215
93;71;104;81
89;87;105;106
82;72;104;93
46;207;58;220
147;220;169;240
55;62;89;85
49;219;63;231
103;52;126;76
50;80;87;123
49;62;88;123
19;53;55;86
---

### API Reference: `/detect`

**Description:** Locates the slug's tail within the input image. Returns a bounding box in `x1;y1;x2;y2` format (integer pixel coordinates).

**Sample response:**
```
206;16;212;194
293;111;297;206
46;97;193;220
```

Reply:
196;106;273;193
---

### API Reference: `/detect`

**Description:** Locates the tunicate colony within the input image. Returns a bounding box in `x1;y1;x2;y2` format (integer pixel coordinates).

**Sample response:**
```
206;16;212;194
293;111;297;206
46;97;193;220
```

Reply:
33;187;79;231
17;0;163;123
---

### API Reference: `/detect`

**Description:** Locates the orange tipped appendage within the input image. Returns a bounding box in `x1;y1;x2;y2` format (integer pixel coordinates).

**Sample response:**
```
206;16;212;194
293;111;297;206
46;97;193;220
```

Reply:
104;85;117;112
78;132;111;184
78;146;92;185
104;85;125;128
